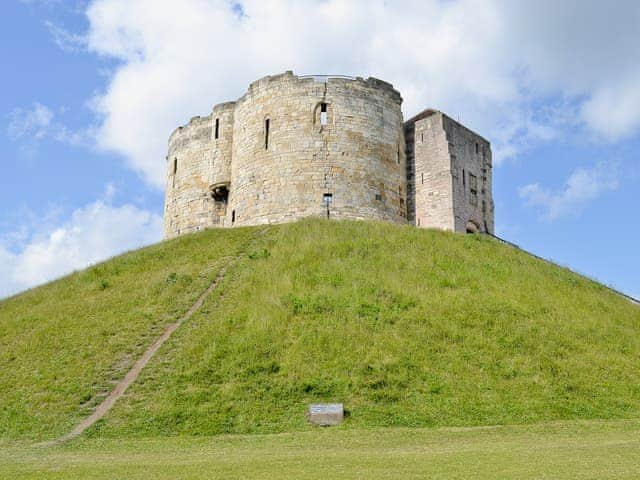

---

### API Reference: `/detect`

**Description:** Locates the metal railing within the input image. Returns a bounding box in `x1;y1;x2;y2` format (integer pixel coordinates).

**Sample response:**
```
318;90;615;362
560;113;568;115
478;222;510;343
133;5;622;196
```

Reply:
298;74;357;82
483;231;639;307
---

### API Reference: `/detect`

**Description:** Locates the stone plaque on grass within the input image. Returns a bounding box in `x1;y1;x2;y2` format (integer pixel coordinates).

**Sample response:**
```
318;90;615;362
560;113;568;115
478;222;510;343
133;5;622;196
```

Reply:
307;403;344;426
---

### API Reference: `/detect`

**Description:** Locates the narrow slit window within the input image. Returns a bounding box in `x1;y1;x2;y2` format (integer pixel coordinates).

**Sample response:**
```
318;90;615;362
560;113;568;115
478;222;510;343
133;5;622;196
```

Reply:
421;132;424;143
215;118;220;139
475;142;479;154
172;158;177;188
462;169;466;187
264;118;270;150
320;103;328;126
231;209;236;224
397;145;400;164
421;172;424;184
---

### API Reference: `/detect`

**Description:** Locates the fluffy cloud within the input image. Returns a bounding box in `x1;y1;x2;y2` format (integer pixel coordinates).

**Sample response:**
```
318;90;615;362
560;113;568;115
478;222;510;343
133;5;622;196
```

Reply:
0;188;162;299
7;102;90;153
7;102;53;141
518;162;619;221
78;0;640;188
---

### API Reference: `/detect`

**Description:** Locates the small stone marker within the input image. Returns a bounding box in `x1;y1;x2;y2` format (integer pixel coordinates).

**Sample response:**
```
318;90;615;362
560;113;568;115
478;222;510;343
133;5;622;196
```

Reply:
307;403;344;426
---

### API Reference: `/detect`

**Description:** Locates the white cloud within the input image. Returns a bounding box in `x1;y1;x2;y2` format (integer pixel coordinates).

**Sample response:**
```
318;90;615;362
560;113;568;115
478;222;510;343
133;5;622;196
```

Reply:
0;188;162;299
519;162;619;221
7;102;53;141
53;0;639;188
6;102;91;154
45;20;87;52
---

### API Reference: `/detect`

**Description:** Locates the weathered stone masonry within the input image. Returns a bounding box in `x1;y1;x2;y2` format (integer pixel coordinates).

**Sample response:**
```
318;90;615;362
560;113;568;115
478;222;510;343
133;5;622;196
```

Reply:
163;71;493;239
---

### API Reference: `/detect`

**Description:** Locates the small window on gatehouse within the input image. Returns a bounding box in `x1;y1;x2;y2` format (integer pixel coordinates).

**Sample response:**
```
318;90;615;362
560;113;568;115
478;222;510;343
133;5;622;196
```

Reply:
320;103;328;126
469;173;478;206
215;118;220;139
264;118;270;150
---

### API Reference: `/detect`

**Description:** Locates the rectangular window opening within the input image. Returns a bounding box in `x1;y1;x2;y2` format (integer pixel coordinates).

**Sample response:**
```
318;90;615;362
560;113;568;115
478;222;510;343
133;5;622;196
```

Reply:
475;142;479;154
469;173;478;191
320;103;328;126
265;118;270;150
215;118;220;139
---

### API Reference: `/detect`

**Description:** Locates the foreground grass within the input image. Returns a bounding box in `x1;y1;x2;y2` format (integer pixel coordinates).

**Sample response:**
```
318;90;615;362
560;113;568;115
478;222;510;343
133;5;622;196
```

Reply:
0;227;256;441
2;420;640;479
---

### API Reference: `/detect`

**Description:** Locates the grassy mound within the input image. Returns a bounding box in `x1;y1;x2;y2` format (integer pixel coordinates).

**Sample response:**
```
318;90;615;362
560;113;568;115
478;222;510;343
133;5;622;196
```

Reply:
1;220;639;441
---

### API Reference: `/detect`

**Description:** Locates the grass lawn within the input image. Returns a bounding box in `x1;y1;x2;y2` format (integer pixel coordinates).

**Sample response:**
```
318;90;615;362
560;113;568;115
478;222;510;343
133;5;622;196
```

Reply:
2;420;640;479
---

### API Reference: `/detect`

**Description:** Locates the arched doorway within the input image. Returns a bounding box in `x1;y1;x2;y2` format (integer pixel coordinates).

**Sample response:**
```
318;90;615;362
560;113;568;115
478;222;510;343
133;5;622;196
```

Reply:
466;220;480;234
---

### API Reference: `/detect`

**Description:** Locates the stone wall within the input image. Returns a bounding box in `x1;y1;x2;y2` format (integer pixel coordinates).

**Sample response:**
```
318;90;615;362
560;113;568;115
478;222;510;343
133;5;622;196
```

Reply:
406;111;455;230
444;115;494;234
405;111;494;234
164;115;213;238
228;72;407;227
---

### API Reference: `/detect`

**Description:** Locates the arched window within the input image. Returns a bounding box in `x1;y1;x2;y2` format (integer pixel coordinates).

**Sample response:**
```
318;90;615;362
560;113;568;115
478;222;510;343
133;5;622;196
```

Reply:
320;103;328;125
315;102;331;130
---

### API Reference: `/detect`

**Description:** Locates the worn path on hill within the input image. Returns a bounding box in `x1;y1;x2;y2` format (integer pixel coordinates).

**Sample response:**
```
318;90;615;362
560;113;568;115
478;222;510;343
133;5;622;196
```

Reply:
45;260;234;445
40;226;272;447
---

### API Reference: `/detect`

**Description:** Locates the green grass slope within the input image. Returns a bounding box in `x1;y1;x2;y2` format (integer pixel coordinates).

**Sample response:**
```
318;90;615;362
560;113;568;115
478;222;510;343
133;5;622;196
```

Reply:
0;227;257;441
1;220;639;441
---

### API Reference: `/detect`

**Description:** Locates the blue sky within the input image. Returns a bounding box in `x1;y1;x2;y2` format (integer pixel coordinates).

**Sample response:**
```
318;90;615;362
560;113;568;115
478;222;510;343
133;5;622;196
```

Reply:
0;0;638;300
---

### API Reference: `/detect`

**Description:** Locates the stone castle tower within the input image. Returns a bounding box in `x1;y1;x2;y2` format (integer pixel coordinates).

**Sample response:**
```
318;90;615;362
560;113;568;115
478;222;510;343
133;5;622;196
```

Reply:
163;71;493;238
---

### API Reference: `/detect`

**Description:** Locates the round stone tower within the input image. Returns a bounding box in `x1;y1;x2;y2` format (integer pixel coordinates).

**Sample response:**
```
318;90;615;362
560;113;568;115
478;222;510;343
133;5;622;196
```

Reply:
164;102;235;237
227;71;406;227
163;71;407;238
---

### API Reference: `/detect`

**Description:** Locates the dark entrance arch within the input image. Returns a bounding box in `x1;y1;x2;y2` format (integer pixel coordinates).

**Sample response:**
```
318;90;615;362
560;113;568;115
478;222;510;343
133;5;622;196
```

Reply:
466;220;480;234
